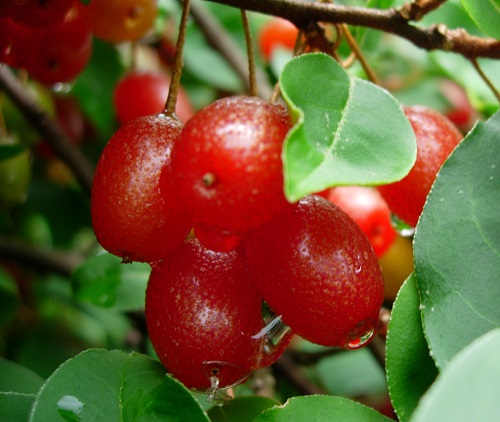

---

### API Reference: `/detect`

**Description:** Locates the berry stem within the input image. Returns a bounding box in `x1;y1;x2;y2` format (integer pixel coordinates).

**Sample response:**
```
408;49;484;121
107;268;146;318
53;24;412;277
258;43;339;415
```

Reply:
240;9;257;97
470;57;500;104
164;0;192;116
339;23;380;85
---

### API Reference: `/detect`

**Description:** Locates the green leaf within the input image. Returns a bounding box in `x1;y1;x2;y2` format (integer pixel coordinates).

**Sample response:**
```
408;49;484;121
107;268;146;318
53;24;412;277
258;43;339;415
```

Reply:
461;0;500;39
254;395;393;422
315;348;387;397
30;349;210;421
72;38;124;139
0;392;36;422
0;144;27;161
207;396;279;422
410;328;500;421
414;111;500;369
280;53;416;202
385;274;438;422
0;267;20;329
72;253;150;311
0;358;44;394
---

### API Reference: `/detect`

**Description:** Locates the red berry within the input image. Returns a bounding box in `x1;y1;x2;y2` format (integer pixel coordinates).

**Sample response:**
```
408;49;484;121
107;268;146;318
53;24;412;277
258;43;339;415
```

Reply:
22;2;93;85
244;195;384;348
378;106;462;227
91;114;191;263
258;17;298;61
145;238;265;390
324;186;397;257
113;70;194;125
168;96;292;241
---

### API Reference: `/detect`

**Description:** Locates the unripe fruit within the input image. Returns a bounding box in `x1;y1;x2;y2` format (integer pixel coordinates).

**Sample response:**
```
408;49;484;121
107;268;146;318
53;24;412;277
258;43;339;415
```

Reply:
91;114;191;263
168;96;292;242
378;106;462;227
0;134;31;208
244;195;384;348
145;238;265;390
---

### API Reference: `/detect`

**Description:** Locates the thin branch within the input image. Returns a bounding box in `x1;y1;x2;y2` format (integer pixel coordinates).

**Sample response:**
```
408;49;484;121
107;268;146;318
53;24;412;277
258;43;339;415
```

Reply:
203;0;500;59
273;351;326;395
0;234;83;277
398;0;447;21
186;0;274;99
470;58;500;104
0;66;94;196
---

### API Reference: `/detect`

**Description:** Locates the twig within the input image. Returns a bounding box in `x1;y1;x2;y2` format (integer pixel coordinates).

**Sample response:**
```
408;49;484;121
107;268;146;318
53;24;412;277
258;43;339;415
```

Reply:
185;0;273;99
0;234;83;277
0;66;94;196
203;0;500;59
273;351;326;395
470;58;500;104
398;0;447;21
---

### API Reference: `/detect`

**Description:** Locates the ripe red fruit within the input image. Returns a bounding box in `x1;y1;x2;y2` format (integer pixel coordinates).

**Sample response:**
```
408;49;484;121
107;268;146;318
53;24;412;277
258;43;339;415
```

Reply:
168;96;292;244
145;238;265;390
1;0;75;27
440;79;478;133
323;186;397;257
22;2;93;85
244;195;384;348
258;17;298;61
87;0;157;43
378;106;463;227
91;114;191;263
113;70;194;125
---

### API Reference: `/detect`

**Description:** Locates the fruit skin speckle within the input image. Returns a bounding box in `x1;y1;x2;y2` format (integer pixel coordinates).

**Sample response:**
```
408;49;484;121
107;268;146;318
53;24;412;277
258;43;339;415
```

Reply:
378;105;463;227
91;114;191;263
244;195;384;348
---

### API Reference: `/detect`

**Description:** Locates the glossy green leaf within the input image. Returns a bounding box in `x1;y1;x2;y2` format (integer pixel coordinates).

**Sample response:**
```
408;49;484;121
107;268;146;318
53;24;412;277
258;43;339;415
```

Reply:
0;392;36;422
207;396;279;422
411;328;500;421
461;0;500;39
280;53;416;201
254;395;393;422
72;253;150;311
0;358;44;394
385;274;438;422
414;112;500;369
30;349;209;422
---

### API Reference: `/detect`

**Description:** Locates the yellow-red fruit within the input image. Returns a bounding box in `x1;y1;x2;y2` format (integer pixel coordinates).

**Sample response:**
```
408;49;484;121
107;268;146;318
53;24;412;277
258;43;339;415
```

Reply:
378;106;463;227
87;0;157;43
91;114;190;263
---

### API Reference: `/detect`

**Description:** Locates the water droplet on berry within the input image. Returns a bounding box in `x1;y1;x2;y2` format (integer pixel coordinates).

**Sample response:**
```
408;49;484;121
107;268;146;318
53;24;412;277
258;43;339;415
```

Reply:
354;263;362;274
346;327;375;350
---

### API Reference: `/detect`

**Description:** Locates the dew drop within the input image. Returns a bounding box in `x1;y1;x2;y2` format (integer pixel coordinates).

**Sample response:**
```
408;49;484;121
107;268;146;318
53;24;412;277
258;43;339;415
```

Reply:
346;328;375;350
354;263;362;274
253;312;294;368
57;395;84;421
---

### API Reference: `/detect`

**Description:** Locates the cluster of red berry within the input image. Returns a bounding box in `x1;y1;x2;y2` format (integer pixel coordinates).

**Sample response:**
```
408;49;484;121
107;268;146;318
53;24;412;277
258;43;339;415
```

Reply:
91;95;386;392
0;0;157;86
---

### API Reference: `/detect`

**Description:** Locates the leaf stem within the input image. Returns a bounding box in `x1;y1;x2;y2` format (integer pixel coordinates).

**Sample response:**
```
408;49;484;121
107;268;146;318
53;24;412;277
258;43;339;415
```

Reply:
470;58;500;104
